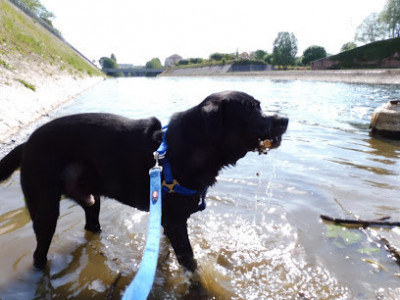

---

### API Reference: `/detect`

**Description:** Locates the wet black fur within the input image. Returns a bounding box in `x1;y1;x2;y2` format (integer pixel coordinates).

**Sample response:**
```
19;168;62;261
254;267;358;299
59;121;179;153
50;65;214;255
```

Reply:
0;91;288;272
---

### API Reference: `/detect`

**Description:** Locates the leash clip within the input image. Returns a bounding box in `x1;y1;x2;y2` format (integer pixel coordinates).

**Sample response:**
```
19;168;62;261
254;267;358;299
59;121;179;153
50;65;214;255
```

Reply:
151;151;163;173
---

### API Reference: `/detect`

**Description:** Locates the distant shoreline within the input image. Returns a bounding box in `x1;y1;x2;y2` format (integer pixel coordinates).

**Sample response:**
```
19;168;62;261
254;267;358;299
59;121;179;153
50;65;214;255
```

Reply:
161;68;400;85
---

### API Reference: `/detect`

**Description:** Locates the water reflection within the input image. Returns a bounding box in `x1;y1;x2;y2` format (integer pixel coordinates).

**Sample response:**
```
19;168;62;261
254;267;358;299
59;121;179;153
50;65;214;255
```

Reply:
328;158;397;176
366;135;400;158
0;207;30;235
0;77;400;298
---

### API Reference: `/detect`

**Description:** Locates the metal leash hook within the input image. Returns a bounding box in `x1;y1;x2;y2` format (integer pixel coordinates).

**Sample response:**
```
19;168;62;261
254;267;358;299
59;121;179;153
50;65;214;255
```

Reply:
151;151;163;172
153;151;160;168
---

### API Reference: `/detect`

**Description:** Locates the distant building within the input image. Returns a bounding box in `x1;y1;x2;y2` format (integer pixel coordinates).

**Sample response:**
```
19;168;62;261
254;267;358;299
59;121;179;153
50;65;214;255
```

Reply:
165;54;182;67
239;52;250;60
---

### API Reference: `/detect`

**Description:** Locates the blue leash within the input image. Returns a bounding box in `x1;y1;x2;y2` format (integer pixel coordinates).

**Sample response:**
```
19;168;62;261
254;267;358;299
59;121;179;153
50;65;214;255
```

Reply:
123;127;206;299
122;160;163;300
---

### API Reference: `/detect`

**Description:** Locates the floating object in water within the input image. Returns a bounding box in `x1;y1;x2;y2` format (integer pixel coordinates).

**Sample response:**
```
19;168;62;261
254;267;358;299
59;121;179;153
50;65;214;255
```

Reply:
370;100;400;139
320;214;400;228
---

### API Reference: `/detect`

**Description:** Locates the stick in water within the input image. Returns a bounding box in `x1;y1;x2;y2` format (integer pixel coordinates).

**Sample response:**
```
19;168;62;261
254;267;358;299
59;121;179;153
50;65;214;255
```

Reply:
320;215;400;228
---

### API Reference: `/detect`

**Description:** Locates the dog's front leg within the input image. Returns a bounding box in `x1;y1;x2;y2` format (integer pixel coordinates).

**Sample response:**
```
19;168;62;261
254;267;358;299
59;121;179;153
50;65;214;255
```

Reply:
162;217;197;272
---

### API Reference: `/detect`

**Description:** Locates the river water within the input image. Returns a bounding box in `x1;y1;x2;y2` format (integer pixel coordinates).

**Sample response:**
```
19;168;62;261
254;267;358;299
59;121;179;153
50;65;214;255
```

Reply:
0;77;400;299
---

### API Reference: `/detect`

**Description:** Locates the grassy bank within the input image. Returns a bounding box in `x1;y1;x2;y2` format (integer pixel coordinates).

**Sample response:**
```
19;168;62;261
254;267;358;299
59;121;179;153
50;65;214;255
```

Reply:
0;0;104;142
0;0;102;77
326;38;400;69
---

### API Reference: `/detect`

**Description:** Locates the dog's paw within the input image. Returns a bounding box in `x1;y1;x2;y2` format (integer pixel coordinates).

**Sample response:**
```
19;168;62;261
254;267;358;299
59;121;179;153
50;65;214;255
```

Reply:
84;223;101;233
33;258;47;271
185;273;210;300
177;255;198;273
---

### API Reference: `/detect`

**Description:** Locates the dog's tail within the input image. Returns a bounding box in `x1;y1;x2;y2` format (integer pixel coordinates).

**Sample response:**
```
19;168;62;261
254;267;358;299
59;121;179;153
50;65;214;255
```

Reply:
0;143;25;182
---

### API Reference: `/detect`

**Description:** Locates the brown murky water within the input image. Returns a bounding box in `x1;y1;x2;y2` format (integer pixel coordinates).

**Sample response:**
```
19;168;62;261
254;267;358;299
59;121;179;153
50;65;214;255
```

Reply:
0;77;399;299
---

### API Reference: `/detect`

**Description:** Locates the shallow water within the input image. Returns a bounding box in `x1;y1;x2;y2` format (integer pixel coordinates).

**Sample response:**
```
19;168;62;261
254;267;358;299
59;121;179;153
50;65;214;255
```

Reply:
0;77;400;299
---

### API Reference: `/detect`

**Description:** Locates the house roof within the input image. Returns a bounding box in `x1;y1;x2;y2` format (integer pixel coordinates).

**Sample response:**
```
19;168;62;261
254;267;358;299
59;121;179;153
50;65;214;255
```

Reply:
167;54;182;60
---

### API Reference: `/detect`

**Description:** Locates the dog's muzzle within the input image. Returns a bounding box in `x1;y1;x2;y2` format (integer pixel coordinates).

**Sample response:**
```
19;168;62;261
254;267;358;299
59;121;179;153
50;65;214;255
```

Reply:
256;115;288;154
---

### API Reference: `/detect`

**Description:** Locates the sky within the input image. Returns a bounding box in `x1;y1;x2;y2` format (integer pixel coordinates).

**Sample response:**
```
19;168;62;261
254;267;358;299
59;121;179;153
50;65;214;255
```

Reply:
40;0;388;66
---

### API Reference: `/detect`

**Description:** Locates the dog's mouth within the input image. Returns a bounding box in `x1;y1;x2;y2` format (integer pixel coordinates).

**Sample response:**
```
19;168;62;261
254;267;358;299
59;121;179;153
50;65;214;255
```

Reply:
255;115;288;154
256;136;282;154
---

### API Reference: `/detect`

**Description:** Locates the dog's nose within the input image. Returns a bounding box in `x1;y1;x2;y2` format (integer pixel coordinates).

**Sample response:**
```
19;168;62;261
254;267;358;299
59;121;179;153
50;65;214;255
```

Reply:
273;115;289;134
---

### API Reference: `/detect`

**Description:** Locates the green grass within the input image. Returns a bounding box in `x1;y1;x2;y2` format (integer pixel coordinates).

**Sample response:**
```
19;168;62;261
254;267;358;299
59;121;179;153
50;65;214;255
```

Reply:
0;58;12;70
328;38;400;69
15;78;36;91
0;0;103;77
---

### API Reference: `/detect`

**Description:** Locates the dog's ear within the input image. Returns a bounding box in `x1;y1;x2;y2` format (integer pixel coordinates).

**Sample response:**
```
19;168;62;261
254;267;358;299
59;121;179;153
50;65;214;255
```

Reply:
201;100;224;141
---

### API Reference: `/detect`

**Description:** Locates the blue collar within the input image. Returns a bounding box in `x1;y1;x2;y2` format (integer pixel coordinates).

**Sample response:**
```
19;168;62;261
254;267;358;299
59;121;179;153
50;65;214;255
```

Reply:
155;127;207;211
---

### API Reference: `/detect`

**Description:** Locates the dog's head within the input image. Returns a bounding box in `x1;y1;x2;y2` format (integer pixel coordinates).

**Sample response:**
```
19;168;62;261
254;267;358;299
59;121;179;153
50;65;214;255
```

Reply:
201;91;288;161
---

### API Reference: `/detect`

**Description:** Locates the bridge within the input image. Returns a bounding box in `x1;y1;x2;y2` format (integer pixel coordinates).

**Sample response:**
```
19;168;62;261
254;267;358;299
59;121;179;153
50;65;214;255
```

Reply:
102;68;165;77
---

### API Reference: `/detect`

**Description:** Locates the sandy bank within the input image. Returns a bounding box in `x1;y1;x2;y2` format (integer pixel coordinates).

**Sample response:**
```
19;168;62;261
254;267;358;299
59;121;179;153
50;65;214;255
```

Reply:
0;75;103;143
162;67;400;85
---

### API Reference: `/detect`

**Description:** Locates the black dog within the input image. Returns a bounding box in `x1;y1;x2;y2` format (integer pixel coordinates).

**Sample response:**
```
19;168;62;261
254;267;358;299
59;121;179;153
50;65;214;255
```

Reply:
0;91;288;272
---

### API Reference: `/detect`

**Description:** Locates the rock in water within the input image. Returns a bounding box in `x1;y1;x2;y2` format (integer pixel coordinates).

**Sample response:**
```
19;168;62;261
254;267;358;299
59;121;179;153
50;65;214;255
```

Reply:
370;100;400;139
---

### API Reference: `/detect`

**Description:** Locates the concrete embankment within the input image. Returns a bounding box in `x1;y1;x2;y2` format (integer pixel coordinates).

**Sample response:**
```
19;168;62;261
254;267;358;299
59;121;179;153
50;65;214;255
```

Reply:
162;66;400;85
0;74;103;143
162;65;232;76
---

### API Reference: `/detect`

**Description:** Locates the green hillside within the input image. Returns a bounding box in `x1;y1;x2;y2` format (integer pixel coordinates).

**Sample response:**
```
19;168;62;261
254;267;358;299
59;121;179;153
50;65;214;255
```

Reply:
327;38;400;69
0;0;102;77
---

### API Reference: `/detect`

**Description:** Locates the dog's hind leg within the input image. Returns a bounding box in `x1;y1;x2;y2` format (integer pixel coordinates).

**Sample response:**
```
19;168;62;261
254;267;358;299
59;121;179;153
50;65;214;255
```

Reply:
32;203;59;270
25;193;60;270
83;195;101;233
21;166;62;270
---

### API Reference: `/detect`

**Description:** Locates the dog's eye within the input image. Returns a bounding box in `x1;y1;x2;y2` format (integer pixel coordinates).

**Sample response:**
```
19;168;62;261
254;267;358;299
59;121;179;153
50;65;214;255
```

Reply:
244;101;255;111
244;101;261;113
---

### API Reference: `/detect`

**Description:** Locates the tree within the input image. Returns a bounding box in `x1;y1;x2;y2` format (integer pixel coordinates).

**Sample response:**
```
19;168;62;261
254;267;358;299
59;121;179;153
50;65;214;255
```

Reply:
381;0;400;38
272;32;298;67
189;58;204;64
255;50;267;60
264;53;273;64
301;45;327;65
99;54;118;70
110;53;117;63
210;53;223;61
145;58;163;69
340;42;357;52
354;13;388;44
99;54;121;76
99;57;116;69
98;57;119;76
21;0;55;26
209;53;235;61
177;59;189;65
